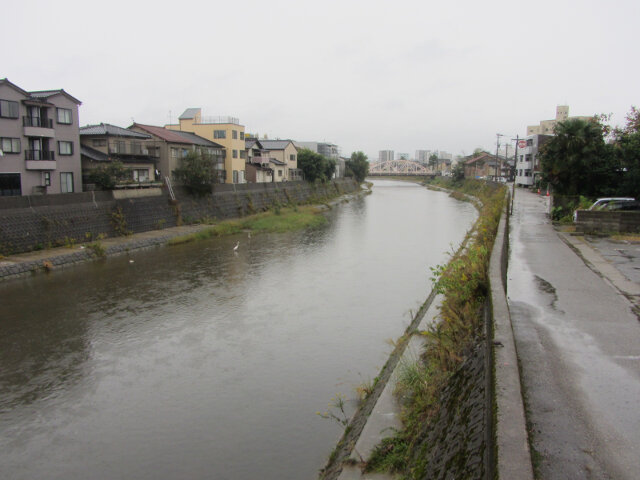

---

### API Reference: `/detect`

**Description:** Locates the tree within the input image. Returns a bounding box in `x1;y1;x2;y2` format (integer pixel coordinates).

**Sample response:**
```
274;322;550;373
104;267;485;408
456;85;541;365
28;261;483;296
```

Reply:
87;161;129;190
611;106;640;197
345;151;369;182
172;150;218;195
451;163;465;182
539;117;617;197
297;148;334;182
428;153;438;170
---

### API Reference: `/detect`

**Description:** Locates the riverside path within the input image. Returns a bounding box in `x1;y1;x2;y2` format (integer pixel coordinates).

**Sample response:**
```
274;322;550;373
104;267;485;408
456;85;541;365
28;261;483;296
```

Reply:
508;189;640;479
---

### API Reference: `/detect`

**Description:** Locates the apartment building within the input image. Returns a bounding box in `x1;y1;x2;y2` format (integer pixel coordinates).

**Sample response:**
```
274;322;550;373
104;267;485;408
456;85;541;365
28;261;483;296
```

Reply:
167;108;246;184
79;123;156;183
295;141;340;159
378;150;394;162
0;78;82;196
129;123;225;182
514;134;552;187
527;105;593;135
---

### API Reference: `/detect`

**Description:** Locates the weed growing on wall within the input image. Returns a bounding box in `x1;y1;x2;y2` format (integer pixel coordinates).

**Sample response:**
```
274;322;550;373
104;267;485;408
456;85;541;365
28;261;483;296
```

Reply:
365;179;506;477
110;206;131;236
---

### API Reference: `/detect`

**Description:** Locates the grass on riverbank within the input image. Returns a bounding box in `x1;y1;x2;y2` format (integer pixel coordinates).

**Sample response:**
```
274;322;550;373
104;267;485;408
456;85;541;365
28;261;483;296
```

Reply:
364;178;506;477
167;205;328;245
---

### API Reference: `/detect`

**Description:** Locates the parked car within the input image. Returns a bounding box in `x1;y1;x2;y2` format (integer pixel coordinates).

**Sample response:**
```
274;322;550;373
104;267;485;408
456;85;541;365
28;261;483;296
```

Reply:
588;197;636;210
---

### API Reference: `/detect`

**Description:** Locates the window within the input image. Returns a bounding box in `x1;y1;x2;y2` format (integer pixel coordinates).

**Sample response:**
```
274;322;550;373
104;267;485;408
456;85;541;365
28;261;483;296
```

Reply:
232;130;238;139
232;149;238;158
0;173;21;196
133;169;149;182
58;141;73;155
43;172;51;186
233;170;238;183
92;139;106;147
526;139;533;146
56;108;72;124
60;172;74;193
0;99;19;118
240;132;244;140
289;154;295;162
240;150;246;159
1;137;20;154
171;148;178;158
214;130;226;139
278;170;283;177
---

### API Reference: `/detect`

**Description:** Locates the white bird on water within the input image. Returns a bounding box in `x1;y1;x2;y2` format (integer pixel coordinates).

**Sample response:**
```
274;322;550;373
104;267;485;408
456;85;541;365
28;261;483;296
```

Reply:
233;241;240;252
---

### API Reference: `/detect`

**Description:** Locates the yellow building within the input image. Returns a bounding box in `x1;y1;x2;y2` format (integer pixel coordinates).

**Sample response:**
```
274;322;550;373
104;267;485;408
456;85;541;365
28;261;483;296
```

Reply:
167;108;246;184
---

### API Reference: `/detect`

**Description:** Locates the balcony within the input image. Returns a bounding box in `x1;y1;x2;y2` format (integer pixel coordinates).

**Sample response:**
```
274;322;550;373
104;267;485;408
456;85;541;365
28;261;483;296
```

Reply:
23;116;55;138
25;150;56;170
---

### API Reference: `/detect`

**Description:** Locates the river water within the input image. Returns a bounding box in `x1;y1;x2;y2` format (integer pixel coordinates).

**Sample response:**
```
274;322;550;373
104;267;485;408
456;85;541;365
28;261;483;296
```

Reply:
0;179;476;480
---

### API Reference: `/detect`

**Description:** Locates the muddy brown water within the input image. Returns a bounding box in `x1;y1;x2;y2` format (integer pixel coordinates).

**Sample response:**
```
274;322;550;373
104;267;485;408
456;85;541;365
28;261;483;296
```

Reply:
0;180;476;480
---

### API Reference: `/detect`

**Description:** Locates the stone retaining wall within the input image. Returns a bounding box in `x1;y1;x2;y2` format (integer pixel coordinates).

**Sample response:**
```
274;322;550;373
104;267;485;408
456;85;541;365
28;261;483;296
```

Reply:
0;179;358;255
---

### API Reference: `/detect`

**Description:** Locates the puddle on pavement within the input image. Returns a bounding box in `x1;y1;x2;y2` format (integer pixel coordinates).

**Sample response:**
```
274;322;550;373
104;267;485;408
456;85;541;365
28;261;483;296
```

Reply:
535;275;561;311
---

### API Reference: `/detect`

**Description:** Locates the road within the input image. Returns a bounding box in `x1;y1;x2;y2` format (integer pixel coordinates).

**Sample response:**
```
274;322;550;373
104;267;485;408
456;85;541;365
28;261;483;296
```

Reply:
507;189;640;479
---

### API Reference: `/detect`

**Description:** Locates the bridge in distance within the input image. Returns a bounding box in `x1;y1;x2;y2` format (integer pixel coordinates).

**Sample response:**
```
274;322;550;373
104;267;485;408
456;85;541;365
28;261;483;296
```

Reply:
368;159;433;176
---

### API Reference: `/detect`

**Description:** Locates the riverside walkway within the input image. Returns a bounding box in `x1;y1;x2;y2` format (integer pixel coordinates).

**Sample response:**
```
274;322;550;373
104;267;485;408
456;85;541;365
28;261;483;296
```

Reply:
508;189;640;479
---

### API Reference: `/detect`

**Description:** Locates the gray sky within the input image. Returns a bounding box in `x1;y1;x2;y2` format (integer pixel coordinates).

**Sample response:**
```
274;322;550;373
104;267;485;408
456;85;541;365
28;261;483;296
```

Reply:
4;0;638;160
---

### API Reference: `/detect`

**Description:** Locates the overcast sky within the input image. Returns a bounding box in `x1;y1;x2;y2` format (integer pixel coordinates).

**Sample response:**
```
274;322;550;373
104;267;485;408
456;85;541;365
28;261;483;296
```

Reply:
4;0;638;160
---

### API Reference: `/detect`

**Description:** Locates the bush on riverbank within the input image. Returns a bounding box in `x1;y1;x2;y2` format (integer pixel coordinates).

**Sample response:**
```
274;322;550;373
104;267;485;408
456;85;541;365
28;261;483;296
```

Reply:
365;179;506;477
167;205;328;245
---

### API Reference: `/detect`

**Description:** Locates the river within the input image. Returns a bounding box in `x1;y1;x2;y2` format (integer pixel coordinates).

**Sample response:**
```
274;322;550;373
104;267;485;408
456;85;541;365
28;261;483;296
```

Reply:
0;179;476;480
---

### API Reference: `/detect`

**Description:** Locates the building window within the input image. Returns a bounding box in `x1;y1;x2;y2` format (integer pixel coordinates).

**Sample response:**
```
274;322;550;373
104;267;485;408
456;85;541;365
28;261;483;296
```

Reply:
240;132;245;140
240;150;246;159
232;130;238;139
526;139;533;146
525;154;532;162
133;169;149;182
232;149;238;158
58;141;73;155
214;130;226;139
1;137;20;154
171;148;178;158
92;139;106;147
233;170;238;183
0;99;19;118
0;173;21;196
43;172;51;186
289;154;295;162
60;172;74;193
56;108;72;124
278;170;283;177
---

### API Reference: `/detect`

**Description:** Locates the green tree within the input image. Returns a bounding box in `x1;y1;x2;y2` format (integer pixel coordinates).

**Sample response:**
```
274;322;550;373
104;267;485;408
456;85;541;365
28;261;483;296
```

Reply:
428;153;438;169
297;148;334;182
612;106;640;196
87;161;129;190
345;151;369;182
539;117;617;196
451;163;465;182
173;150;218;195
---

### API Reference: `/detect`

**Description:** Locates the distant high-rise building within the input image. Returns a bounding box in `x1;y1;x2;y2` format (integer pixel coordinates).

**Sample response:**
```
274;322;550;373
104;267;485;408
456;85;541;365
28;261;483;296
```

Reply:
378;150;394;162
397;152;409;160
415;150;432;164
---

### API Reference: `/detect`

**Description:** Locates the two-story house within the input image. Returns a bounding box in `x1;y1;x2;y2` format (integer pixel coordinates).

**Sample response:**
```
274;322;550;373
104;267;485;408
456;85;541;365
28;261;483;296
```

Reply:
79;123;156;184
258;139;302;181
128;123;225;183
0;78;82;196
166;108;246;184
244;139;287;183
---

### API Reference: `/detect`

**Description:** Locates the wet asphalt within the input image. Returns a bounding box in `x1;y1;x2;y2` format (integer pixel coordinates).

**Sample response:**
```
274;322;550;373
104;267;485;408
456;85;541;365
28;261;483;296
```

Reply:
508;189;640;480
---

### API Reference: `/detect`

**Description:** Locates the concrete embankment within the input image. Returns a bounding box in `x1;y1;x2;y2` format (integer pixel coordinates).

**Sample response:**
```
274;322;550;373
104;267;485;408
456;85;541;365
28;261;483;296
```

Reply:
0;179;361;281
324;186;534;480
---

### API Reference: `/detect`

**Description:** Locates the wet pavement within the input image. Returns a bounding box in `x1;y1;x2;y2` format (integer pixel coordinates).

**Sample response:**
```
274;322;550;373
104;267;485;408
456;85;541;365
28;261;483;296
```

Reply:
508;189;640;480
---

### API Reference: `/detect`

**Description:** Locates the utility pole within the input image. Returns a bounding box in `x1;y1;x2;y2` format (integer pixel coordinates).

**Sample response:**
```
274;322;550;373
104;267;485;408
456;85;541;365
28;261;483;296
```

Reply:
495;134;505;180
